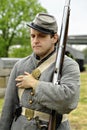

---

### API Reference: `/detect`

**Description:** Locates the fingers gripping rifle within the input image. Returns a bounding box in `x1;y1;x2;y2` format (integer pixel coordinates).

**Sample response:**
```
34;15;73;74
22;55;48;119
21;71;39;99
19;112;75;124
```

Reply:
48;0;71;129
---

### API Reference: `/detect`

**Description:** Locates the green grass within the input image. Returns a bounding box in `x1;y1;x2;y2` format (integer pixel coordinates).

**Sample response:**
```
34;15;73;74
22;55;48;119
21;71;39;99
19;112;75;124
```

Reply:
0;70;87;130
69;71;87;130
0;98;4;113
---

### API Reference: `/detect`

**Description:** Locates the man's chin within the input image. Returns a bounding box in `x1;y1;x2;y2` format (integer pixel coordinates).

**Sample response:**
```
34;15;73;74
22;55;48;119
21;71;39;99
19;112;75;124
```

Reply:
34;50;41;55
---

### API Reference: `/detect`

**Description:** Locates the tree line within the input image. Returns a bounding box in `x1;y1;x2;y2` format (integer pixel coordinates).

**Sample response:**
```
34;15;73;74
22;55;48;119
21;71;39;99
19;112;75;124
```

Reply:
0;0;47;57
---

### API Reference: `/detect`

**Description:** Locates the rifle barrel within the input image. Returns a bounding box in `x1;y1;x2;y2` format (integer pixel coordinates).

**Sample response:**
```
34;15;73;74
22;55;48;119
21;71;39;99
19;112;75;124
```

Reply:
48;0;71;130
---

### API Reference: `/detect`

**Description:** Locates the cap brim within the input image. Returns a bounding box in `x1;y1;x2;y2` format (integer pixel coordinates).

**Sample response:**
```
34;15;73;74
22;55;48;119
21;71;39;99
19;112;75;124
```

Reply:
27;23;54;34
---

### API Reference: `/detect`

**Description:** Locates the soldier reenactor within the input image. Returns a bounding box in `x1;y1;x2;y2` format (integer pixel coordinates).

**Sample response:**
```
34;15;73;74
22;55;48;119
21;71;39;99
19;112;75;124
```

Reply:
0;13;80;130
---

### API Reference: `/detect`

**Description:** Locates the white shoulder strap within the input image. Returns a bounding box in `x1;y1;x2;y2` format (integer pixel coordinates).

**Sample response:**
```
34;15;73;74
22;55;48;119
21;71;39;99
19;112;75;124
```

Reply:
36;52;56;73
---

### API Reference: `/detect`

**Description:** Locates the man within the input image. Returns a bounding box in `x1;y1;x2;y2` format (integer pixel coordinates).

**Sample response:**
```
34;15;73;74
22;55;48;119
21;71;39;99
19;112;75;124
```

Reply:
0;13;80;130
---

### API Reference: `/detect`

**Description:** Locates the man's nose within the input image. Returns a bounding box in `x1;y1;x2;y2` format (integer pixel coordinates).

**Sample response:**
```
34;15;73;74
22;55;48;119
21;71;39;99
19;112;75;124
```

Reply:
34;36;39;43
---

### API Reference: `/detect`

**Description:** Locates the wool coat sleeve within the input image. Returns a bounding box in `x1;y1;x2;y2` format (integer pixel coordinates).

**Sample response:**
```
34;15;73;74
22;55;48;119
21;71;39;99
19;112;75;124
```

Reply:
0;63;19;130
34;57;80;114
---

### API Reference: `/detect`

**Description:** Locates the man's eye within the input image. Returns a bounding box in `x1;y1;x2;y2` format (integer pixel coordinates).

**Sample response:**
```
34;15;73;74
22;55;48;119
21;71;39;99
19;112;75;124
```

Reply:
31;35;35;38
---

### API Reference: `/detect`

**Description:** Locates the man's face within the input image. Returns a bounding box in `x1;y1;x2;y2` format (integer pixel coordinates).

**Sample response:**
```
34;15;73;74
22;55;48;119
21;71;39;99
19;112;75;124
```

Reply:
30;28;58;59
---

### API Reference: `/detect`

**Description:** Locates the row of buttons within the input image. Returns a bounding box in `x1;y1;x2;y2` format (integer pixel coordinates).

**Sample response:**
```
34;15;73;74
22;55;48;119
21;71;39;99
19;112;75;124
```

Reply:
29;90;34;104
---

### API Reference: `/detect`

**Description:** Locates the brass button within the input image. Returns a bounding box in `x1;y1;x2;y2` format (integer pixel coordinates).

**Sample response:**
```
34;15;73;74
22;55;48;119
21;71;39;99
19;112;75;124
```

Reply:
29;100;33;104
30;91;34;96
27;117;31;120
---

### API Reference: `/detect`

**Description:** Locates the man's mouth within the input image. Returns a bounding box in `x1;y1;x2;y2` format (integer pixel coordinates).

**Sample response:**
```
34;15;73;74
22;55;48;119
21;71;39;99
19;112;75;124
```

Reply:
33;45;41;48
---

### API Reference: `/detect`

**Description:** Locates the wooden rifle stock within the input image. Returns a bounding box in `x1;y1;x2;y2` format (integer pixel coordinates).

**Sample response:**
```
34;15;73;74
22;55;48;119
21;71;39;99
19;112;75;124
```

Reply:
48;0;71;129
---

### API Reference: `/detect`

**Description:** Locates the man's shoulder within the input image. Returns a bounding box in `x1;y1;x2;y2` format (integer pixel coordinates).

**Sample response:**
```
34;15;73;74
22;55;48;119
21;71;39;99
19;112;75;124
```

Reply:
14;54;33;68
64;55;78;65
17;55;31;64
63;55;80;73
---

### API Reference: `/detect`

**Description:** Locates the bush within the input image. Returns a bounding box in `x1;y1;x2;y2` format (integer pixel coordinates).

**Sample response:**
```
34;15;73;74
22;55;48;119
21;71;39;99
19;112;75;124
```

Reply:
8;45;32;58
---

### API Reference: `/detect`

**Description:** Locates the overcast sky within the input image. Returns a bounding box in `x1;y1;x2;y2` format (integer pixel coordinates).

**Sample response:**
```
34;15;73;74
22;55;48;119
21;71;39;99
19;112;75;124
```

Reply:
39;0;87;35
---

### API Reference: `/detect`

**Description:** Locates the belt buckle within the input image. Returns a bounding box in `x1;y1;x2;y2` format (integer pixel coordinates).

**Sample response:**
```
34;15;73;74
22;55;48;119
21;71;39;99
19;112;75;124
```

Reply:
25;108;34;120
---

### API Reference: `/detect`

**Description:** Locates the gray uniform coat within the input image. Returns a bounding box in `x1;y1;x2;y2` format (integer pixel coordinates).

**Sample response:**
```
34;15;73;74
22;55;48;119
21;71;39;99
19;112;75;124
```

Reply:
0;53;80;130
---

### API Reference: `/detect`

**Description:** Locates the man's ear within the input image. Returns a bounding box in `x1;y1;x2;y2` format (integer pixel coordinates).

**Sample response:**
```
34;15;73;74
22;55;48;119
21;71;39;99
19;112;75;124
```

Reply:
53;34;59;44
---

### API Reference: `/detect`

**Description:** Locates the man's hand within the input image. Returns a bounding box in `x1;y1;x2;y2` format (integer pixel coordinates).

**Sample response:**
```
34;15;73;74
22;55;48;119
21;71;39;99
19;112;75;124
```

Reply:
15;72;39;90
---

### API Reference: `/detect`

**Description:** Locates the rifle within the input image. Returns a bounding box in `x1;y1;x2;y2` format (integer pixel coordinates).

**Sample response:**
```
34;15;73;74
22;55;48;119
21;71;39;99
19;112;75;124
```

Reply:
48;0;71;129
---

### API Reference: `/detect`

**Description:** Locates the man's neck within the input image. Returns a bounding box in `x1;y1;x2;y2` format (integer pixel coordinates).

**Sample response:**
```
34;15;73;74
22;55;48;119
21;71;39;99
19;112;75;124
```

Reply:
36;48;56;66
